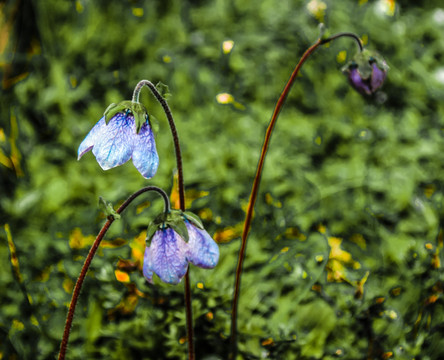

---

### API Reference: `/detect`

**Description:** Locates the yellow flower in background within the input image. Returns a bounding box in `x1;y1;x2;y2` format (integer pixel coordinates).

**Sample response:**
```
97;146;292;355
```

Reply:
379;0;396;16
130;230;147;268
216;93;234;105
114;269;130;283
307;0;327;22
69;228;95;249
326;236;361;282
222;40;234;54
216;93;245;110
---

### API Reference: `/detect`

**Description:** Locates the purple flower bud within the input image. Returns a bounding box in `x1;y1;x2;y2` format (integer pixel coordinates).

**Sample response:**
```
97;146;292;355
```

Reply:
370;62;387;92
344;54;388;96
348;64;372;95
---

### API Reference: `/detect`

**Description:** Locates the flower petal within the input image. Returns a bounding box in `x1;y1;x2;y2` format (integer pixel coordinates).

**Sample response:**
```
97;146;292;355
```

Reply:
186;222;219;269
92;113;134;170
131;121;159;179
150;228;188;284
370;63;386;92
348;68;371;95
77;117;107;160
143;246;154;284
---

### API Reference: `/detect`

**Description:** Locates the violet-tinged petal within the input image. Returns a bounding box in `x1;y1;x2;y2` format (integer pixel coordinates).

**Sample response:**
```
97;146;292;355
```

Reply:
150;228;188;284
143;246;154;284
186;222;219;269
77;117;107;159
348;68;371;95
370;63;386;92
92;113;134;170
131;121;159;179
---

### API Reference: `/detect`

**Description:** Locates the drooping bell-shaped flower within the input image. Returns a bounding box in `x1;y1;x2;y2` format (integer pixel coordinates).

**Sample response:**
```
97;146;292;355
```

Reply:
78;101;159;179
143;210;219;285
143;226;189;284
343;50;388;95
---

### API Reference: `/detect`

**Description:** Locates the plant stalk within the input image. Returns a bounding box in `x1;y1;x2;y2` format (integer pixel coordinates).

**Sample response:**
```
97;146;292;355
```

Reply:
135;80;193;359
229;32;363;359
59;186;168;360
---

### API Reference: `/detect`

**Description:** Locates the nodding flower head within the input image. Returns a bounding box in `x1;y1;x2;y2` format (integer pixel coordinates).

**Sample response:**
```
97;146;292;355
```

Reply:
343;50;388;96
78;101;159;179
143;211;220;285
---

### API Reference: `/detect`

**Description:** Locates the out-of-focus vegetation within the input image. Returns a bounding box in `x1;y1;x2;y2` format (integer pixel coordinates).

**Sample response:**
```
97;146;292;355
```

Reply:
1;0;444;359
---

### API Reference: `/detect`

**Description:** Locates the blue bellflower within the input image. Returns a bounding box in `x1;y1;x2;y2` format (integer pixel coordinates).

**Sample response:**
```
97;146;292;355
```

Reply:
78;111;159;179
143;221;219;285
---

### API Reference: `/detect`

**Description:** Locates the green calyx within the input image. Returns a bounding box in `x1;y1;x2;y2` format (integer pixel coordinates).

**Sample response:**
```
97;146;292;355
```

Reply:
103;100;149;134
344;49;388;79
182;211;204;229
146;210;204;244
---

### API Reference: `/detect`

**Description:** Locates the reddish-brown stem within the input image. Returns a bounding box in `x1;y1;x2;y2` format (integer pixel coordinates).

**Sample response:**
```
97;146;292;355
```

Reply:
229;31;362;358
133;80;185;208
58;219;113;360
229;39;322;358
61;79;192;359
135;80;193;359
183;269;193;358
58;186;169;360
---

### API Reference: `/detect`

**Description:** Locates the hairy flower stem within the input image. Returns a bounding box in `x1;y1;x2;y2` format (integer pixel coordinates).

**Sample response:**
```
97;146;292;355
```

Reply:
323;32;363;52
133;80;185;209
229;33;363;359
59;186;171;360
133;80;194;359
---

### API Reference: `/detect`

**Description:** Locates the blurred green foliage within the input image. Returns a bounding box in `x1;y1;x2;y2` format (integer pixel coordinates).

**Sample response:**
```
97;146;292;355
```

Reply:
1;0;444;359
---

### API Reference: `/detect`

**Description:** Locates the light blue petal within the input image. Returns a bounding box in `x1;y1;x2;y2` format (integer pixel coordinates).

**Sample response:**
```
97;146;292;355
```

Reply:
150;228;188;285
131;121;159;179
143;246;154;284
77;117;107;160
91;113;134;170
186;222;219;269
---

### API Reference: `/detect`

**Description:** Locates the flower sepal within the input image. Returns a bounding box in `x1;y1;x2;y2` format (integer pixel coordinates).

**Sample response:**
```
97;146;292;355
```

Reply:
146;210;189;244
350;50;386;77
146;210;206;244
104;100;149;134
182;211;204;230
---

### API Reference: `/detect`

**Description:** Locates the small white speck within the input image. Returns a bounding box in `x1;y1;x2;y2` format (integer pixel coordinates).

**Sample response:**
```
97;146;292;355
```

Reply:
434;68;444;84
433;8;444;24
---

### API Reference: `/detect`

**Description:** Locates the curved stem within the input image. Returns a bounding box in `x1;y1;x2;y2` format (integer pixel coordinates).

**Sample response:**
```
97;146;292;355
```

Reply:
229;32;362;359
321;31;363;52
58;186;170;360
133;80;186;208
133;80;194;359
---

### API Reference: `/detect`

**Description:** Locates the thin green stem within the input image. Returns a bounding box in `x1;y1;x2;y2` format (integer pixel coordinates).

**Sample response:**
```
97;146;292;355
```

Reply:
133;80;194;359
58;186;170;360
229;32;363;359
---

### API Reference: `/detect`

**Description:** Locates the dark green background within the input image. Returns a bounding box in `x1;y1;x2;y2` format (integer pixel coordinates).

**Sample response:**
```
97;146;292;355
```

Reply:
1;0;444;359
